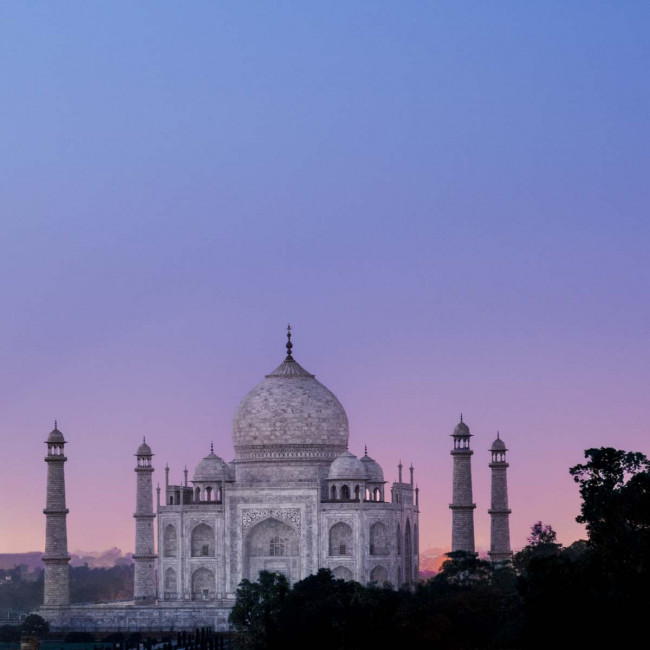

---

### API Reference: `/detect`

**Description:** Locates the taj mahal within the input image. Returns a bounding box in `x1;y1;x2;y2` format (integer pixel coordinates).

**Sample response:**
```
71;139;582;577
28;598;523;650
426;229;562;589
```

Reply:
39;328;511;632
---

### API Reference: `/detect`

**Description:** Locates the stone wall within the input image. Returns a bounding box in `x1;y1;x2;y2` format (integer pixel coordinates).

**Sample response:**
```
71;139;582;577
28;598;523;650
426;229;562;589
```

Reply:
40;602;234;633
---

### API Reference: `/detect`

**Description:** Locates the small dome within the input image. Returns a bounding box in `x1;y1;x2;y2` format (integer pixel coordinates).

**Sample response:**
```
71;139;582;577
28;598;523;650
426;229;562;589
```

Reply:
453;417;471;437
361;451;384;482
47;424;65;444
328;452;366;480
193;451;229;482
491;435;507;451
136;438;153;456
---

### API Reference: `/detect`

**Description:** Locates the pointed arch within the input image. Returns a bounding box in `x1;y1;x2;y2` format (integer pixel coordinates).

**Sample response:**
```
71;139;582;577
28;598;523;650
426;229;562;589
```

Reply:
244;517;300;583
164;567;177;597
329;522;353;556
369;565;388;585
191;567;215;600
396;522;401;555
163;524;177;557
191;523;215;557
369;521;388;555
405;519;413;584
332;566;353;581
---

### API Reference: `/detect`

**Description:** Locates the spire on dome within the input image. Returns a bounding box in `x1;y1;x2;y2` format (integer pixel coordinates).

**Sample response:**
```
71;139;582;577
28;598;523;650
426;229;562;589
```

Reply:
285;324;294;361
210;441;214;454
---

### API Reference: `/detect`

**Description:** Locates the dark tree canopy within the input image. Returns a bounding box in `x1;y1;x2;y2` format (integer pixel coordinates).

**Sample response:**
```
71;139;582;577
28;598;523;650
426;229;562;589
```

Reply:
21;614;49;637
570;447;650;550
526;521;557;546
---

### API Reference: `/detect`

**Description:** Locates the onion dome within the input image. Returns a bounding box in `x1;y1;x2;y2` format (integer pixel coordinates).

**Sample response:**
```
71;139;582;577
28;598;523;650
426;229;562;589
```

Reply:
328;451;366;480
361;447;384;482
452;414;471;437
193;445;230;482
46;421;65;443
136;437;153;456
490;433;507;452
232;327;349;462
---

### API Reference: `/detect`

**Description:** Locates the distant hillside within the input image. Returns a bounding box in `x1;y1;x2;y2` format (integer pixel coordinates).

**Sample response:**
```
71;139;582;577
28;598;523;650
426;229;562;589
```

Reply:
0;548;133;571
0;553;42;572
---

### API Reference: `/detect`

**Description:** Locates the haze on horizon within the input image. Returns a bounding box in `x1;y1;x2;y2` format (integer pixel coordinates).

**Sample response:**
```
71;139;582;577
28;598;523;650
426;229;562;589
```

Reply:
1;2;648;556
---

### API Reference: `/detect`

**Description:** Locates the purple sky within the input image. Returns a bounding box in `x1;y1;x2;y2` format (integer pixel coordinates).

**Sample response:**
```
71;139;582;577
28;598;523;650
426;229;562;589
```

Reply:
1;2;649;555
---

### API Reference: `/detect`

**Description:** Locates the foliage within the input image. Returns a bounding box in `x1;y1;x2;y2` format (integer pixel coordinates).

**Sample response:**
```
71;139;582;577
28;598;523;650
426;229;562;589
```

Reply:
229;571;289;650
570;447;650;553
21;614;49;637
0;564;134;618
0;624;21;642
512;522;560;576
526;521;557;546
231;565;523;650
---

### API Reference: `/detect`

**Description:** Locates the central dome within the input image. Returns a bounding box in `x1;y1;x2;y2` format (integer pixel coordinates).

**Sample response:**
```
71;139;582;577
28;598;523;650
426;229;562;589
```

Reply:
232;354;349;462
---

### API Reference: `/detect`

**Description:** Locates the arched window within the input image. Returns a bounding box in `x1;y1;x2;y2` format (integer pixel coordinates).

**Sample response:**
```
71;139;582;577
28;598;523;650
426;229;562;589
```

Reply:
217;486;223;502
163;524;177;557
169;495;174;505
341;485;350;500
195;487;201;502
397;523;402;555
164;567;177;597
329;522;353;556
269;536;286;556
373;487;381;501
332;566;353;581
405;519;413;584
191;568;215;600
331;485;337;500
191;523;215;557
369;521;388;555
370;565;388;585
354;485;360;500
205;486;213;502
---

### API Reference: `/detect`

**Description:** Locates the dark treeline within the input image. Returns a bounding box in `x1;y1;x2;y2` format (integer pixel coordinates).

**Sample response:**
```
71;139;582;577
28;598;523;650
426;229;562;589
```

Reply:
230;447;650;650
1;618;231;648
0;564;134;617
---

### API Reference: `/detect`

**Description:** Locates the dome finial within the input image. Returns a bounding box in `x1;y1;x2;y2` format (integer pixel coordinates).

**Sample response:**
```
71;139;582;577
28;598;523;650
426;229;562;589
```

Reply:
210;441;214;454
285;323;294;361
497;430;500;439
364;444;368;456
54;419;58;430
460;413;463;423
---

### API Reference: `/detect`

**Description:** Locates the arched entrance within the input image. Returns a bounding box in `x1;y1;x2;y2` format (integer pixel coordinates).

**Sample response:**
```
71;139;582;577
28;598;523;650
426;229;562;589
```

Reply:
191;567;215;600
244;517;300;584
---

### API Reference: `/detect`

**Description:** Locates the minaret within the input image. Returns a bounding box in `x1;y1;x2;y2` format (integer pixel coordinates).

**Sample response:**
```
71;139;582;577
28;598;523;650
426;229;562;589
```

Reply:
488;433;512;563
449;415;476;554
43;422;70;607
133;438;156;601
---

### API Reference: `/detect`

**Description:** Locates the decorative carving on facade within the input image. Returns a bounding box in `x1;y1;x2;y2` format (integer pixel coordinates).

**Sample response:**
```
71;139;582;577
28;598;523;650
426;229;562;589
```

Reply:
242;508;301;532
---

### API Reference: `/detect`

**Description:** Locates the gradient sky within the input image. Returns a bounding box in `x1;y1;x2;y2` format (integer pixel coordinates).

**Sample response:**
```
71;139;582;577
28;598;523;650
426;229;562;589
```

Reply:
1;2;649;556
